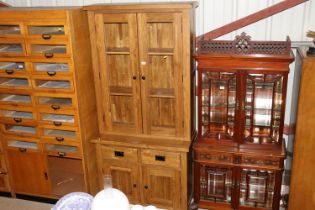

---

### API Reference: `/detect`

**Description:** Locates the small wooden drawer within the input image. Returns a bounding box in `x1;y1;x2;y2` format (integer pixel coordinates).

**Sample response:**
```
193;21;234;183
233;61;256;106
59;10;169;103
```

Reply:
1;123;38;137
141;149;180;168
44;142;81;158
0;106;36;125
32;77;74;93
40;125;79;143
31;60;73;77
0;75;30;90
0;89;33;106
0;38;25;57
5;137;40;152
101;145;138;162
242;155;280;168
25;21;68;42
196;151;234;164
27;42;70;58
0;22;23;38
34;93;76;111
0;61;27;75
39;111;77;127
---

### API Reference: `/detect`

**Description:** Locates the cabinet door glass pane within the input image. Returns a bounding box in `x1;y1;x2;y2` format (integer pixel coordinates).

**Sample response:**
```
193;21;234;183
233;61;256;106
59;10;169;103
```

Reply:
200;165;233;204
201;72;237;141
240;169;275;208
0;25;20;35
0;43;22;53
244;74;284;144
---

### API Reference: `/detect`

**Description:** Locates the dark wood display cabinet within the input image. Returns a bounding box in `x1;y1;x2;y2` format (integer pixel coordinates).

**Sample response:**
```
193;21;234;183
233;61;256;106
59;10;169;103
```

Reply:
193;33;294;210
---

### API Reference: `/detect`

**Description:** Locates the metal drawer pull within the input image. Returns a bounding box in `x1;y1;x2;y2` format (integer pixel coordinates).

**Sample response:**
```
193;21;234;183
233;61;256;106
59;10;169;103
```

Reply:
42;34;52;40
0;171;8;175
56;137;64;142
114;151;124;157
51;104;60;110
155;155;166;162
47;71;56;76
44;53;54;58
5;69;14;74
13;117;22;123
58;152;66;157
53;121;62;126
19;148;27;152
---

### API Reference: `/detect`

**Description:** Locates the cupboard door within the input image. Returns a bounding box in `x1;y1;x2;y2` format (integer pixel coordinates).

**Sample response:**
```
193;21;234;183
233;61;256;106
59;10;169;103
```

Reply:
138;13;183;137
7;147;50;196
102;161;140;204
199;71;239;144
0;154;10;192
94;13;141;134
243;73;286;145
142;166;180;209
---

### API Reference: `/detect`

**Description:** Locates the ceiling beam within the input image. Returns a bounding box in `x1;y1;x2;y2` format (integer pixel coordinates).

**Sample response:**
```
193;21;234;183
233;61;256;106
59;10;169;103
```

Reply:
198;0;309;41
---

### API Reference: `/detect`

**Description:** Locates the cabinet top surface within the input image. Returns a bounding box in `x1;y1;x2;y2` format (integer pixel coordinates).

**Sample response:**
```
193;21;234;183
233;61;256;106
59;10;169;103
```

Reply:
83;1;198;11
297;46;315;59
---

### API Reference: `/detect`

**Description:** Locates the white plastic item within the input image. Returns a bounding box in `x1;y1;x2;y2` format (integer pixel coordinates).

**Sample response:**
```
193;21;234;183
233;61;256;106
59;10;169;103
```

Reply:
91;188;129;210
144;205;157;210
131;204;144;210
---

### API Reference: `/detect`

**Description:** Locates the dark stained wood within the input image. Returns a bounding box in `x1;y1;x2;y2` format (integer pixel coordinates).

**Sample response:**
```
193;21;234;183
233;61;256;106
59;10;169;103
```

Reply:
198;0;308;41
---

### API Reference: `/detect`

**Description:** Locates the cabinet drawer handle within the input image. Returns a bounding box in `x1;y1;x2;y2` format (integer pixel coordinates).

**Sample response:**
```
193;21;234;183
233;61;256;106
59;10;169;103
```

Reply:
53;121;62;126
141;76;146;80
132;75;137;80
133;184;137;188
114;151;124;157
51;104;60;110
42;34;52;40
19;148;27;152
5;69;14;74
47;71;56;76
58;152;66;157
0;171;7;175
155;155;166;162
56;137;64;142
13;117;22;123
44;53;54;58
144;185;148;189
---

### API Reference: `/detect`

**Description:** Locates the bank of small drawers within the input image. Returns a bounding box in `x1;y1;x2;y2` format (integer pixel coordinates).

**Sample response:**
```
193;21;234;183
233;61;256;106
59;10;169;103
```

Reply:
141;149;181;168
196;151;234;164
242;155;280;169
101;146;138;162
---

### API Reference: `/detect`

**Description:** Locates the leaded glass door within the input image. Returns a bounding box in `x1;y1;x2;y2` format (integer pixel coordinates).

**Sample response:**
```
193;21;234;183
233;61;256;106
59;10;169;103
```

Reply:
199;71;239;145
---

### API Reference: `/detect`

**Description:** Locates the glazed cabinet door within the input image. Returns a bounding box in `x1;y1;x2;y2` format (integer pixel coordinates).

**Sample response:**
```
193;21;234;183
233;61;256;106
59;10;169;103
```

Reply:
102;161;140;204
142;166;181;209
199;70;239;145
7;145;50;196
242;72;287;146
138;13;183;137
94;13;142;134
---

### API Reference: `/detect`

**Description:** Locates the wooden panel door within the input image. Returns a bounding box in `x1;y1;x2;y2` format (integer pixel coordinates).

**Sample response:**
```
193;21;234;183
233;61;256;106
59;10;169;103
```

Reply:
142;166;180;209
138;13;183;137
102;160;140;204
0;154;10;192
94;13;141;134
7;148;50;196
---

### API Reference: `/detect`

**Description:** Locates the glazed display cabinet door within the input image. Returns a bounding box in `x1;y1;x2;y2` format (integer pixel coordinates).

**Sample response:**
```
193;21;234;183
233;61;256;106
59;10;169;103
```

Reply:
199;71;239;145
7;148;50;196
102;161;140;204
138;13;183;137
239;169;276;209
243;73;286;146
142;166;180;209
94;13;142;134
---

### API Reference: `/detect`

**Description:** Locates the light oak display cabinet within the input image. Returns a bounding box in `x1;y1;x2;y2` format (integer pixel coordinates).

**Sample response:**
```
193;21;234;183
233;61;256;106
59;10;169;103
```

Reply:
193;33;294;210
84;2;197;210
0;8;98;198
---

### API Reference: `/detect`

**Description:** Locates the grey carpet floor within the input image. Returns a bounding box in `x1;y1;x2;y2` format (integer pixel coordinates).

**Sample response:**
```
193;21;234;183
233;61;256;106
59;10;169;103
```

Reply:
0;196;53;210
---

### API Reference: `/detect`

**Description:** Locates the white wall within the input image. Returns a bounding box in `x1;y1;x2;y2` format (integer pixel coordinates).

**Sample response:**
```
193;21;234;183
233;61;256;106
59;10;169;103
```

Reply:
2;0;315;42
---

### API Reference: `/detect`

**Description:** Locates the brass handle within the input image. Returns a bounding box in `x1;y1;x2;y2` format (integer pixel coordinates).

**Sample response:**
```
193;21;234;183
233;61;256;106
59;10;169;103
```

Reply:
47;71;56;76
132;76;137;80
53;121;62;126
42;34;52;40
44;53;54;58
58;152;66;157
56;137;64;142
0;171;7;175
13;117;22;123
144;185;148;189
51;104;60;110
141;76;146;80
5;69;14;74
19;148;27;152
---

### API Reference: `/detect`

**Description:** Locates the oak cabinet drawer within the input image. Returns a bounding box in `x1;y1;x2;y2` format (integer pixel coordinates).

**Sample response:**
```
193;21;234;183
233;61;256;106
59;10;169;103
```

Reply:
31;61;72;77
35;93;76;111
196;151;234;164
0;38;25;57
0;106;36;125
27;42;70;58
2;123;38;137
39;112;77;127
141;149;180;168
44;143;81;158
0;61;26;75
101;146;138;162
0;90;32;106
40;125;79;143
0;23;22;37
32;77;74;93
25;22;68;42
